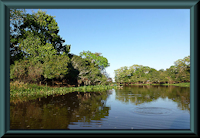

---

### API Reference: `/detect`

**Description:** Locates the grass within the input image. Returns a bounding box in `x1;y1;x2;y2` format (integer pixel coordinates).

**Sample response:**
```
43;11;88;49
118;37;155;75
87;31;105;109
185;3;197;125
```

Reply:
10;81;119;102
10;81;190;103
161;82;190;87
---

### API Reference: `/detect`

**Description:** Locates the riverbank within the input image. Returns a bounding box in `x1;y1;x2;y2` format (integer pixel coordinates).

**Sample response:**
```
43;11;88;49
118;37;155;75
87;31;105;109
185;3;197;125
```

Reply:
161;82;190;87
10;81;119;102
128;82;190;87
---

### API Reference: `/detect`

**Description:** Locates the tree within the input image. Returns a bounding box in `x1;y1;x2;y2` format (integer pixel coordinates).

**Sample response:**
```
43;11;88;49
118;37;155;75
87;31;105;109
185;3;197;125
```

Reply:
10;9;26;64
174;56;190;82
10;37;70;83
71;54;109;86
20;10;69;53
166;65;177;83
43;54;70;80
10;9;71;65
80;51;110;71
10;9;72;84
114;67;127;83
158;69;168;83
114;56;190;84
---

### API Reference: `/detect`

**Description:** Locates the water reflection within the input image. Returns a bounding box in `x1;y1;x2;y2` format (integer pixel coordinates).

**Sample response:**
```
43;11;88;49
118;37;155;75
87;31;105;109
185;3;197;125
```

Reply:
115;85;190;111
10;85;190;129
10;91;111;129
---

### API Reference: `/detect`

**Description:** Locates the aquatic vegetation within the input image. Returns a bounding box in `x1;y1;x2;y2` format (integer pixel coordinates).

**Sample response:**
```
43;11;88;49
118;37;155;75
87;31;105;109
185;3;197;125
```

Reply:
10;81;119;102
10;85;190;129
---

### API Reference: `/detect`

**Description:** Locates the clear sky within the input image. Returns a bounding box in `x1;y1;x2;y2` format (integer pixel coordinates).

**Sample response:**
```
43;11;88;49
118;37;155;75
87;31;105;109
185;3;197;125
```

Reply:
25;9;190;81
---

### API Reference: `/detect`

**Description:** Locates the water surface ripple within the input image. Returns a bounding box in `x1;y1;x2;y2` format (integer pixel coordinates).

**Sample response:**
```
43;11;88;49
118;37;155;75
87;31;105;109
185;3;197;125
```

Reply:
10;85;190;129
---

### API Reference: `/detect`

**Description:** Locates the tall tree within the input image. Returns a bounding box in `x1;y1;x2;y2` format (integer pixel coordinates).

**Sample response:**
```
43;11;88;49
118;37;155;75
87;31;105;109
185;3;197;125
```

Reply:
10;9;26;64
10;9;71;64
174;56;190;82
80;51;110;71
10;9;71;83
20;10;69;54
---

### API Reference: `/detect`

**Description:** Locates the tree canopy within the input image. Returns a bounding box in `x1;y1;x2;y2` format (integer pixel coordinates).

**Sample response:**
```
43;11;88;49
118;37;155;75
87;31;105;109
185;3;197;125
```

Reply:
114;56;190;84
10;9;111;86
10;9;70;65
80;51;110;71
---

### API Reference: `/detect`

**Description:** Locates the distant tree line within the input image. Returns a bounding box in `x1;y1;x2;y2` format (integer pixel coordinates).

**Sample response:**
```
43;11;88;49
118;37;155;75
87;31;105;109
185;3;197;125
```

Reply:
114;56;190;85
10;9;111;86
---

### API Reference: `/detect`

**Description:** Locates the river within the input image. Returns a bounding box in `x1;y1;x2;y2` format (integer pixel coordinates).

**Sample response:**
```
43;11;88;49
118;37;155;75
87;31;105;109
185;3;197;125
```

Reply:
10;85;190;129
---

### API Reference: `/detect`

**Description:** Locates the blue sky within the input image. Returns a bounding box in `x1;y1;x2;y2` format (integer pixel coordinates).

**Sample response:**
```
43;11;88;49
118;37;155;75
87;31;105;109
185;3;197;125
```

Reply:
26;9;190;81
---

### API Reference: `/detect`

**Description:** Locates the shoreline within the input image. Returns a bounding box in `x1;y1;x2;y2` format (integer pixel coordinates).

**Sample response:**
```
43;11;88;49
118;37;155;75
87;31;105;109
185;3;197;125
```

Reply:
10;81;119;102
125;82;190;87
10;81;189;103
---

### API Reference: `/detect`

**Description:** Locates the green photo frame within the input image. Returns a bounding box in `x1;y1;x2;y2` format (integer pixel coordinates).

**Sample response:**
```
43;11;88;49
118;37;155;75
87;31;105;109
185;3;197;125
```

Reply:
0;0;199;137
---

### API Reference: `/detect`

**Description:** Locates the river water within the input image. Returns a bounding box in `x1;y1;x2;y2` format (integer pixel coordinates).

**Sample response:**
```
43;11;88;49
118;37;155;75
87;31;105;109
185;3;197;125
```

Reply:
10;85;190;129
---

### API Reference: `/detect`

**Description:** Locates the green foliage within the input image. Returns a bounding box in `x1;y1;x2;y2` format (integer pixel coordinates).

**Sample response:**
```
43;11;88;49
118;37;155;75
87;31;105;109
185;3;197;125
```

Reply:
11;30;70;81
173;56;190;82
10;9;72;83
10;9;111;86
71;53;110;85
10;81;118;101
80;51;110;71
10;59;43;82
71;55;91;77
43;54;70;79
10;9;70;65
10;9;26;64
27;60;44;82
115;56;190;84
19;10;67;54
10;60;27;80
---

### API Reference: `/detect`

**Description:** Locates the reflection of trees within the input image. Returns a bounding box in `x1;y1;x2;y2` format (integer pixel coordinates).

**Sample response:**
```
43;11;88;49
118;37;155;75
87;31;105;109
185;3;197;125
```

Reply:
166;87;190;111
115;86;160;105
115;85;190;111
10;91;111;129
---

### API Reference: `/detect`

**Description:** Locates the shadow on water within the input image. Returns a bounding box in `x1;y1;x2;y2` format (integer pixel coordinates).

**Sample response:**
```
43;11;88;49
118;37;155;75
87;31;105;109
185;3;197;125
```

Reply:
10;91;111;129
